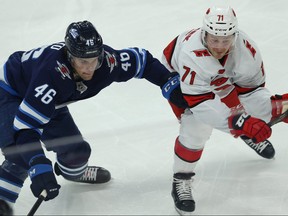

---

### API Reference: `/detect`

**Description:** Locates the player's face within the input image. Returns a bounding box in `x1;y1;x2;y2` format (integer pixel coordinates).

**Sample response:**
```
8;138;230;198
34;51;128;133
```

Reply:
71;57;99;80
205;33;235;59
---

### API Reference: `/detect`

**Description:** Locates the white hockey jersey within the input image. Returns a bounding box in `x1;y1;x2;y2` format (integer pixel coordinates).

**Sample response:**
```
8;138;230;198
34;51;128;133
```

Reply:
162;28;267;133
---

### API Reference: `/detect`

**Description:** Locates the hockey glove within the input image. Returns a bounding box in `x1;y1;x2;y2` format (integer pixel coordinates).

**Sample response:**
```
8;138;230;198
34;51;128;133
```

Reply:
161;73;188;108
28;155;61;201
271;94;288;123
228;112;272;143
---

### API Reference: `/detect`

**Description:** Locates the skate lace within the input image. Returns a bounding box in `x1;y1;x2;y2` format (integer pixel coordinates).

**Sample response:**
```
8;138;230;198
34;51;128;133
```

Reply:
247;140;269;153
79;167;98;181
174;178;193;201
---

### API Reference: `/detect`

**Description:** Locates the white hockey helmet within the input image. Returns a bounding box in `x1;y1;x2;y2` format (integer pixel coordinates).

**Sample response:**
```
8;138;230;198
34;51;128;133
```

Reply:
202;6;238;37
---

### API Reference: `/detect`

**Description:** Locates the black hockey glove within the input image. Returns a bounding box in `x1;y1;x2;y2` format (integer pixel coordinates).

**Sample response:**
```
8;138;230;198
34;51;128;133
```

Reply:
161;72;188;108
28;155;61;201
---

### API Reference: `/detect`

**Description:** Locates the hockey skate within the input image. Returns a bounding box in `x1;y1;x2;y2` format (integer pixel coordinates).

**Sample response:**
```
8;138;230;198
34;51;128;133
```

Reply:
241;136;275;159
172;172;195;215
0;199;13;216
55;163;111;184
75;166;111;184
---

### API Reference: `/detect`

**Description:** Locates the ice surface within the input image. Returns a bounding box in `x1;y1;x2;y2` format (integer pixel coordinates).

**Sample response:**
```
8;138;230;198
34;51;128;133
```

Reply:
1;0;288;215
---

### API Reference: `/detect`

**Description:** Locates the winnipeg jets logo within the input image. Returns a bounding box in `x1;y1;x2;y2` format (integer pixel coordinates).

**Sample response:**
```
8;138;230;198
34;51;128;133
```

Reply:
55;61;72;80
76;81;88;94
105;51;117;73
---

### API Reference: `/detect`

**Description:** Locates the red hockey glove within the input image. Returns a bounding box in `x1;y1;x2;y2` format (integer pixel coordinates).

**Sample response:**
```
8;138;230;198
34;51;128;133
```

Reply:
271;94;288;123
228;112;272;143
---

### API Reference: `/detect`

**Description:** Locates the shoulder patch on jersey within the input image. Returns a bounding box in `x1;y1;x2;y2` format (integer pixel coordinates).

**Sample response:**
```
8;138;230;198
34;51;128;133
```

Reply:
55;61;72;80
76;81;88;94
105;51;118;73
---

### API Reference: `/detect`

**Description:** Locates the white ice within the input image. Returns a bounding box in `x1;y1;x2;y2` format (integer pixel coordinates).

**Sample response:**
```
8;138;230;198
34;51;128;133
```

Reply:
1;0;288;215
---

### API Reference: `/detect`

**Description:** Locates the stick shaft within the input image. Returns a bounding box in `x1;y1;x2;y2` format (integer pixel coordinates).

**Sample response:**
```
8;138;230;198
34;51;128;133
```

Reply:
27;190;47;216
268;109;288;126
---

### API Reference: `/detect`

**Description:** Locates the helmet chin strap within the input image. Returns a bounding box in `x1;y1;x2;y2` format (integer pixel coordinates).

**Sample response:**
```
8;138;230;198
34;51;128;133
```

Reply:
94;50;104;70
66;50;74;64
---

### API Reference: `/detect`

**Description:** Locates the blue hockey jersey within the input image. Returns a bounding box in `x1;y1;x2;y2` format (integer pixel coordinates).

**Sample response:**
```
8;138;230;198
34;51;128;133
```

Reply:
0;42;171;163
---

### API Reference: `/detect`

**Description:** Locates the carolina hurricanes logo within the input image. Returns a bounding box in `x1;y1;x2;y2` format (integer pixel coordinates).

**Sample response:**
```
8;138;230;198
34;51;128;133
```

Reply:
55;61;72;80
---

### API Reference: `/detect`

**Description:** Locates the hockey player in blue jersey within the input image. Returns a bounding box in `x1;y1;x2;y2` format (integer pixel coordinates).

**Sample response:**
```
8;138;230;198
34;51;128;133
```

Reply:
0;20;187;214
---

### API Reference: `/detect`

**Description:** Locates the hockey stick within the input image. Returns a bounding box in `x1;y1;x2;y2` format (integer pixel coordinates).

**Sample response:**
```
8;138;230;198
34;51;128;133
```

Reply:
27;190;47;216
268;109;288;126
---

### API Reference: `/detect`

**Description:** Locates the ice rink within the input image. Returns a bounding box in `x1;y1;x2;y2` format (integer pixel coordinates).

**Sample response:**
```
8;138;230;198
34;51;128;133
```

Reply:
1;0;288;215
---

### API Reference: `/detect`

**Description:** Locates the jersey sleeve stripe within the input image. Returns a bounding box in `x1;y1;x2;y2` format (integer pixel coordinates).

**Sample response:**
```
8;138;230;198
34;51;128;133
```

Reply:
126;48;147;79
0;178;22;195
13;117;42;134
20;100;50;124
135;48;147;78
0;64;20;96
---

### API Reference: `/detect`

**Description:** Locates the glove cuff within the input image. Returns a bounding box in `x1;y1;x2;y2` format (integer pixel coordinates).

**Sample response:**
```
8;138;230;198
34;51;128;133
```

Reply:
29;164;53;179
28;154;53;179
161;75;180;99
228;112;250;130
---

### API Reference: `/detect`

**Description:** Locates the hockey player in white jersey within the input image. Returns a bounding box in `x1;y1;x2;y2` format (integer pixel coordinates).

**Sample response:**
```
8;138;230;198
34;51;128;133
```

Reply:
161;6;288;215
